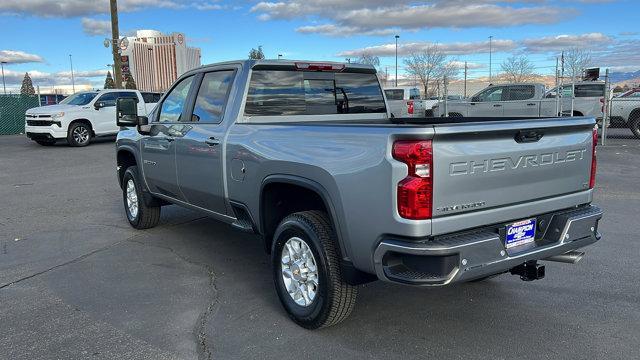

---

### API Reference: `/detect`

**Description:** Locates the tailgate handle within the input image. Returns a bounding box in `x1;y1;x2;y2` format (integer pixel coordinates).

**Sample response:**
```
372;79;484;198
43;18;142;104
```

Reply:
515;130;544;143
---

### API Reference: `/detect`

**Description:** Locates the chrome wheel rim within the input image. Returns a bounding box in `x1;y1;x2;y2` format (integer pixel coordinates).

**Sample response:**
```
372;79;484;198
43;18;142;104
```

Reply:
281;237;318;307
126;179;139;219
72;125;89;144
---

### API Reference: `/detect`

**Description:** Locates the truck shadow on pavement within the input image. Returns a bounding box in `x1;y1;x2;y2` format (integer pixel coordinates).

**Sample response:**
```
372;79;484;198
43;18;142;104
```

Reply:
140;208;611;360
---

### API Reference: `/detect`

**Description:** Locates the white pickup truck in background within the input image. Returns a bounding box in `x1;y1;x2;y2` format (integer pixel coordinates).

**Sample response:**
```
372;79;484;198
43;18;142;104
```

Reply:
25;89;161;146
383;87;434;118
433;82;605;119
609;88;640;138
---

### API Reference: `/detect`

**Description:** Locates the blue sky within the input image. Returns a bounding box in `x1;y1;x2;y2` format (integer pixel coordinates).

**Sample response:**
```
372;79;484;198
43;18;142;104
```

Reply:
1;0;639;91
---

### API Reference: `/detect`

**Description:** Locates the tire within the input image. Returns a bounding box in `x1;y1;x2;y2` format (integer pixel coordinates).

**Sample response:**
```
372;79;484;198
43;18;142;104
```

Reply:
34;139;56;146
629;110;640;138
67;122;92;147
122;166;161;229
271;210;357;329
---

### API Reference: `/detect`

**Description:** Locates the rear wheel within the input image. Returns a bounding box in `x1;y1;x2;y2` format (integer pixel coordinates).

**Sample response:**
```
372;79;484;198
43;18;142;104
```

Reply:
67;122;92;147
122;166;161;229
629;110;640;138
272;211;357;329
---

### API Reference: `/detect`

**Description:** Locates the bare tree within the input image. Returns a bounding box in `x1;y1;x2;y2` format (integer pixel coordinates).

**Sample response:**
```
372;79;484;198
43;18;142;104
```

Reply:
500;55;536;83
403;45;446;96
355;52;380;68
564;47;592;81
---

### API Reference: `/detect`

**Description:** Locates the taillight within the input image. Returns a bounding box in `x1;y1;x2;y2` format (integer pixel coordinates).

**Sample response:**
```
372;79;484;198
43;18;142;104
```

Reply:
393;140;433;219
590;126;597;189
407;100;414;115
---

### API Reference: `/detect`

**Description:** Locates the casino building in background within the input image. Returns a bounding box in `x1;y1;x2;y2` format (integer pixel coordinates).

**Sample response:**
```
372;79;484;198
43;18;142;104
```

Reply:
119;30;201;92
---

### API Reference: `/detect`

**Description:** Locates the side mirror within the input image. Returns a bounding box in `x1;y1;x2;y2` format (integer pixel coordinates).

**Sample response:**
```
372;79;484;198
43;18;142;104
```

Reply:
94;101;105;110
117;97;141;127
471;96;480;102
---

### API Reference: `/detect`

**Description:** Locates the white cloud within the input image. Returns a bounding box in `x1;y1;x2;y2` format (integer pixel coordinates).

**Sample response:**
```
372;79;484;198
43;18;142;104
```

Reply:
252;1;572;37
0;50;45;64
81;18;111;36
522;32;611;52
337;39;517;57
1;68;108;86
0;0;223;18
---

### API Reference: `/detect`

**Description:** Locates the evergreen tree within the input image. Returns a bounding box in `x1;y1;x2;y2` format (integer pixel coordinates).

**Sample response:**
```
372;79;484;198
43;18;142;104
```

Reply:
20;72;35;95
124;74;137;89
248;46;265;60
104;71;115;89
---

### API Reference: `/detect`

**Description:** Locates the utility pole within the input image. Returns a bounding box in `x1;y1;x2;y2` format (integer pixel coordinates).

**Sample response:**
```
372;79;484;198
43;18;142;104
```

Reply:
1;61;6;95
385;65;389;87
464;61;468;98
488;35;493;82
395;35;400;87
69;54;76;93
110;0;123;88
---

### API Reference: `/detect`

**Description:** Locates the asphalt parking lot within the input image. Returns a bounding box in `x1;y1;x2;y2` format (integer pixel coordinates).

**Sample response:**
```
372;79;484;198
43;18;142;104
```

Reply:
1;131;639;360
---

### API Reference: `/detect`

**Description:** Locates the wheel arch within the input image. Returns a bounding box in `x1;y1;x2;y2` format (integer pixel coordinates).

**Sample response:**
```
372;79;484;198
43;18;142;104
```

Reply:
117;147;139;189
259;175;373;285
69;118;95;136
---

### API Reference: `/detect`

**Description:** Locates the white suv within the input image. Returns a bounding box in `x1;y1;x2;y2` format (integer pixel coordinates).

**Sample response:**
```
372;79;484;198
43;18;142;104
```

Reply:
25;89;160;146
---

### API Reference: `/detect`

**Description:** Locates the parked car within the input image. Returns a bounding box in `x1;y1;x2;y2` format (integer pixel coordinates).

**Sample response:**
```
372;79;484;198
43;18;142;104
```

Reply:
383;86;432;117
115;60;602;329
609;88;640;137
433;82;605;119
25;89;161;146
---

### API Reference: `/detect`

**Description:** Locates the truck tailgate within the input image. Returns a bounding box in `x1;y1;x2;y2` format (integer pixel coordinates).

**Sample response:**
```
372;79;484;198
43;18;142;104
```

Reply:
431;117;595;220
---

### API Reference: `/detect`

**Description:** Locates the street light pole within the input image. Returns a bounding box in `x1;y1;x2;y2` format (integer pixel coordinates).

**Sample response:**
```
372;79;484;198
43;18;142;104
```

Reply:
395;35;399;87
1;61;7;95
488;35;493;83
69;54;76;93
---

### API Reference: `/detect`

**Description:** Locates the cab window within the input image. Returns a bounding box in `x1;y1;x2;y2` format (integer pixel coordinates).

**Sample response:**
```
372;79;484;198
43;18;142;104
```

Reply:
158;76;194;123
477;87;505;102
191;71;235;123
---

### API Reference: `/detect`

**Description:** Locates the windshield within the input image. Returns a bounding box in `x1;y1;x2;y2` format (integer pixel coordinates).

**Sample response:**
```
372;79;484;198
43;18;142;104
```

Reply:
60;92;98;106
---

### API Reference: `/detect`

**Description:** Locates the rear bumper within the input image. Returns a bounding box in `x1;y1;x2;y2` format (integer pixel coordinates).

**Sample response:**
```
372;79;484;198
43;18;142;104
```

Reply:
373;205;603;286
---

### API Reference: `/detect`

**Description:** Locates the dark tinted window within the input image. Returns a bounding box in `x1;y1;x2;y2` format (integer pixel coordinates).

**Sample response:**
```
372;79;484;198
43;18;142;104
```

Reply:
192;70;235;123
409;88;421;100
118;91;139;101
245;70;385;116
384;89;404;100
159;76;194;123
141;92;162;103
96;92;119;107
575;84;604;98
507;85;535;101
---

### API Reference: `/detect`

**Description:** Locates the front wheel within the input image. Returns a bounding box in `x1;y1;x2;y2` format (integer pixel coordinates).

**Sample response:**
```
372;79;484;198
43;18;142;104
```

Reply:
122;166;161;229
272;211;357;329
629;111;640;138
67;122;92;147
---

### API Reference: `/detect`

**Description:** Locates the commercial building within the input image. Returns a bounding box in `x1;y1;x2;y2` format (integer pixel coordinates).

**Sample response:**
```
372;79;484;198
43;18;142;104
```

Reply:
119;30;201;92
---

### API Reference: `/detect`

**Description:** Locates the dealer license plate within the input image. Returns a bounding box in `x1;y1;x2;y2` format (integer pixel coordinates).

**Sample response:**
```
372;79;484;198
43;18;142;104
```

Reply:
505;218;536;249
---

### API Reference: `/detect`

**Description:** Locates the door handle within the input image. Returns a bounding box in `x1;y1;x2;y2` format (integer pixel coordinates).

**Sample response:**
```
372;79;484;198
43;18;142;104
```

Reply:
493;104;502;107
527;103;536;106
205;137;220;146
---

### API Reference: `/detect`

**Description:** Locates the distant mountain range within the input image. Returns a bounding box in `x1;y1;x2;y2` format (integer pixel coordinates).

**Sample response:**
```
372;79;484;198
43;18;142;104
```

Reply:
609;70;640;84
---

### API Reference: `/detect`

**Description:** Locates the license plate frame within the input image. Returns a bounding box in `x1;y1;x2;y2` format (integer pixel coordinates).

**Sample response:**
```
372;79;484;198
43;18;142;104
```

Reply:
504;218;537;249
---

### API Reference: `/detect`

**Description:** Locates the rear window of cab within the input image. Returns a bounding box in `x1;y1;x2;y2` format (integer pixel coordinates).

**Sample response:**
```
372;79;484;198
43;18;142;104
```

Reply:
245;70;386;116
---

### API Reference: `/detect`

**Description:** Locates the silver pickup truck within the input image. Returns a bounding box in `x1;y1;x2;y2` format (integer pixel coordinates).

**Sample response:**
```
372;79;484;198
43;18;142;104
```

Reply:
114;60;603;329
433;82;604;119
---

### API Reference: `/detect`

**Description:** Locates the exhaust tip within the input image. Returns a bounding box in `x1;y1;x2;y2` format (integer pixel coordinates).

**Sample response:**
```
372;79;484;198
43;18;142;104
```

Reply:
545;251;585;264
